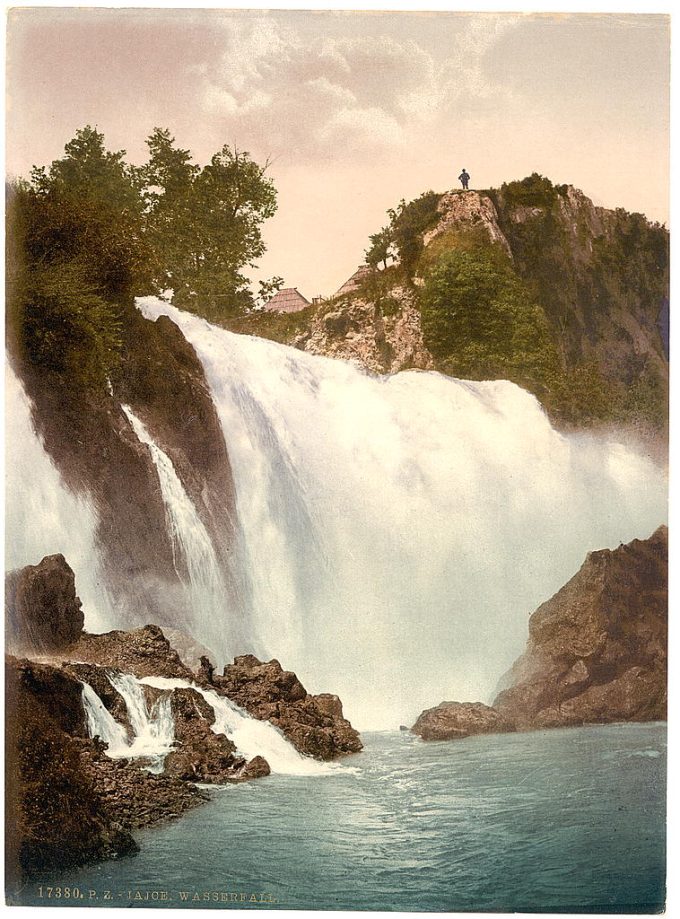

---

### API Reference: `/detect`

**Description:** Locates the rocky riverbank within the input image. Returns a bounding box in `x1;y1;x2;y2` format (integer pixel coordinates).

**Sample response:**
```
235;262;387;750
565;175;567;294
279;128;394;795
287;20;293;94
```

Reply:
412;526;667;741
5;554;361;890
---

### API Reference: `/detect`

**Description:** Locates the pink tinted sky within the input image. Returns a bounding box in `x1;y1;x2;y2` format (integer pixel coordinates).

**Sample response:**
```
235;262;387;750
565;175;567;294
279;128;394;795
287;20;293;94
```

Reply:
6;9;670;297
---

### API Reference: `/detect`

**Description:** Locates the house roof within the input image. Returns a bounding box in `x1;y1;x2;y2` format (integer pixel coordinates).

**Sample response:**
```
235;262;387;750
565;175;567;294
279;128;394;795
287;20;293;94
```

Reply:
263;287;311;313
335;265;372;297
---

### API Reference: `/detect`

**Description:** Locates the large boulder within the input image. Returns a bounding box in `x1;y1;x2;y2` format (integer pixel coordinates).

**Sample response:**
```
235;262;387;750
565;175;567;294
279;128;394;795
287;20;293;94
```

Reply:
6;554;84;653
494;526;667;729
410;526;667;741
215;655;362;759
5;657;136;890
411;701;515;741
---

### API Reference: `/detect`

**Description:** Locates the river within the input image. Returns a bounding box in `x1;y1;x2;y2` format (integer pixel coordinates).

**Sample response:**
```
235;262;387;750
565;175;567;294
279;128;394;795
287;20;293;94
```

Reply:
20;722;666;913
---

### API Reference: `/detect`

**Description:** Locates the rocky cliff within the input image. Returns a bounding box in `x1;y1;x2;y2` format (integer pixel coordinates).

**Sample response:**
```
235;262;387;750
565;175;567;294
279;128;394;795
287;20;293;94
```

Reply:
493;525;667;729
10;300;240;632
411;526;667;740
248;176;667;431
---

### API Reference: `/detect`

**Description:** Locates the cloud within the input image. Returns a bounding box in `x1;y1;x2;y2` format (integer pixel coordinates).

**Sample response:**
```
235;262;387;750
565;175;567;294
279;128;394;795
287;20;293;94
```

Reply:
196;16;520;164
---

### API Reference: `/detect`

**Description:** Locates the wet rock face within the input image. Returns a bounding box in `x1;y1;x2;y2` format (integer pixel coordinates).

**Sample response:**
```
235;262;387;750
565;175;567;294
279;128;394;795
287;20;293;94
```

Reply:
6;554;84;653
12;303;240;633
66;624;194;681
216;655;363;759
77;738;208;831
163;687;252;784
411;702;515;741
63;662;132;735
494;525;668;729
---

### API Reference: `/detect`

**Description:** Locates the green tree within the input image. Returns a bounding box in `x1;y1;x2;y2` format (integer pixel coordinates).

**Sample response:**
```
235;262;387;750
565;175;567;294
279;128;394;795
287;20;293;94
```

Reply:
365;226;395;270
143;127;198;294
143;130;278;319
26;125;150;299
8;127;150;391
387;191;442;277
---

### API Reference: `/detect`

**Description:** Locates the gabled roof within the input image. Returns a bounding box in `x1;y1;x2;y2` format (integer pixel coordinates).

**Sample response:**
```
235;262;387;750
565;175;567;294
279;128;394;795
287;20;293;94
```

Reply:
335;265;372;297
263;287;311;313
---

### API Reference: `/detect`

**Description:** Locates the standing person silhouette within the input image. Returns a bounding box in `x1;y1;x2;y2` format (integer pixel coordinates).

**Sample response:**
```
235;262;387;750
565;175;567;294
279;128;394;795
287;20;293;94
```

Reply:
458;168;470;190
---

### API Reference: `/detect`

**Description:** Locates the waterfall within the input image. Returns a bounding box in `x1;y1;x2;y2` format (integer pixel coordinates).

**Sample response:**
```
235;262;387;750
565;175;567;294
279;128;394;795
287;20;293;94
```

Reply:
120;405;237;658
81;682;131;756
81;673;175;773
140;676;347;776
137;297;668;730
5;362;113;633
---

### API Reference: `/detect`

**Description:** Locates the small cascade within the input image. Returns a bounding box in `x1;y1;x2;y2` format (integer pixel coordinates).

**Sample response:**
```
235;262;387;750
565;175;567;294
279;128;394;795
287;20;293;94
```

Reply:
106;672;175;768
81;682;130;756
140;676;347;776
81;672;346;777
120;405;235;659
81;674;175;773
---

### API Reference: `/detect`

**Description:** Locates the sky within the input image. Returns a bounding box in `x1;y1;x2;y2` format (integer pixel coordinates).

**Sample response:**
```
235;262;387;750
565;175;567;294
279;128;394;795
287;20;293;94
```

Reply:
6;9;670;297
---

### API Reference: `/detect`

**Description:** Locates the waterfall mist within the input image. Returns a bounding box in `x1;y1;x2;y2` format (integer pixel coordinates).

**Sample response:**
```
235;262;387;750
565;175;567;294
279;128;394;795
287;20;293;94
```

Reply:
137;298;667;730
5;363;113;634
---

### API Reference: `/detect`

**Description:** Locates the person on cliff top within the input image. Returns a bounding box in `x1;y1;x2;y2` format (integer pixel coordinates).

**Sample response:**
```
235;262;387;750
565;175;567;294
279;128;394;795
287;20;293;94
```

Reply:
459;168;470;190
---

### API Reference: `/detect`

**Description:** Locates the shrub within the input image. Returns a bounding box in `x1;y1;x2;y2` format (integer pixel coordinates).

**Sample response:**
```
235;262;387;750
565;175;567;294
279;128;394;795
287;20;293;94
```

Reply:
420;248;560;397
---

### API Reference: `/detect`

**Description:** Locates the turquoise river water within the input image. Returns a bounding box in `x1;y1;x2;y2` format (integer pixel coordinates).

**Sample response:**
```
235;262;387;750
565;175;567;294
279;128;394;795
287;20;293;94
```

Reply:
19;723;666;913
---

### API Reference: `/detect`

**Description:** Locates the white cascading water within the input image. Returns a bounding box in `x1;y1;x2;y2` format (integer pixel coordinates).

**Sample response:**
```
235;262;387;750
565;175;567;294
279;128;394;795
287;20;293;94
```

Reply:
81;673;175;772
120;405;235;655
137;297;668;730
81;682;131;755
140;676;346;776
5;363;112;633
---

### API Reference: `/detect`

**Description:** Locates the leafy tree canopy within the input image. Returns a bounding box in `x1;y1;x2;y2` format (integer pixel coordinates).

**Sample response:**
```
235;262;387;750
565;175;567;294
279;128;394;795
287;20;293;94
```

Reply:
143;129;278;318
365;191;442;279
8;125;279;394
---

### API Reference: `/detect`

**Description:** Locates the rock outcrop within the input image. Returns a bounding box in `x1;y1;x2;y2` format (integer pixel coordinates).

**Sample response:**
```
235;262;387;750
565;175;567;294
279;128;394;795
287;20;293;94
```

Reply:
411;526;667;740
422;189;513;258
297;286;433;374
163;687;257;784
6;657;135;891
6;554;84;654
494;525;667;729
215;654;363;759
411;702;515;741
66;624;194;680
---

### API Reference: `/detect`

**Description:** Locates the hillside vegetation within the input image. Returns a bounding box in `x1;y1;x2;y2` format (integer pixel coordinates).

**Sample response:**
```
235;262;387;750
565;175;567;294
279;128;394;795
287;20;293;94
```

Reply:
283;174;668;431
